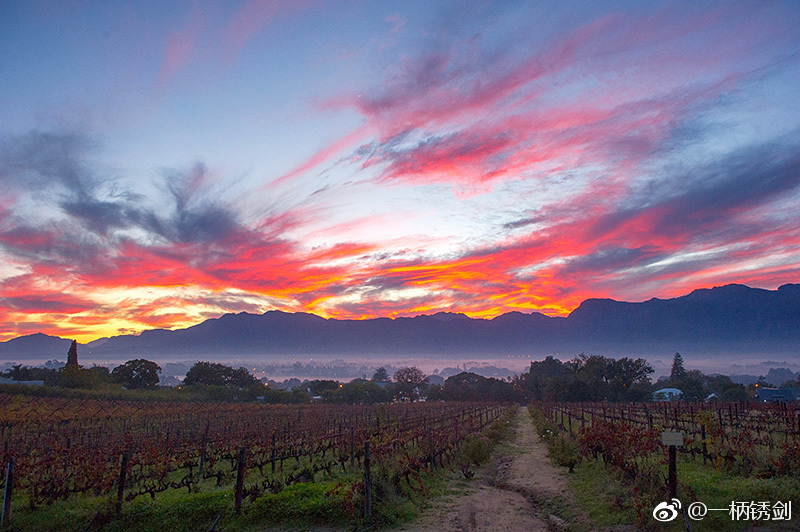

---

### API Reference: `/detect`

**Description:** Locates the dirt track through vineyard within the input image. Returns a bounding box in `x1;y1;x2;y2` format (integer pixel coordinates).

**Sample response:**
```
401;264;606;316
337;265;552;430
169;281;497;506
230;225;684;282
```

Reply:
393;408;572;532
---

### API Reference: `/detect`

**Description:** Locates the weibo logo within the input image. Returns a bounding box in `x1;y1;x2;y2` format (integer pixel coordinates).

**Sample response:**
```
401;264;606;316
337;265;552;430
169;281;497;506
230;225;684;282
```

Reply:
653;499;682;522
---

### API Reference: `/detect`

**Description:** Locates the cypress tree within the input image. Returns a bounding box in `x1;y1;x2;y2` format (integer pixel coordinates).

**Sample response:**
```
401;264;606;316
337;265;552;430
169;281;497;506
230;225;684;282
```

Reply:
66;340;79;368
670;352;685;382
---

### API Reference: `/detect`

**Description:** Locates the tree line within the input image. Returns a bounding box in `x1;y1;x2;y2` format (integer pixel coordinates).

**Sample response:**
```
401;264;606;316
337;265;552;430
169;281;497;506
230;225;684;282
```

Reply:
1;345;518;403
3;341;784;404
513;353;759;403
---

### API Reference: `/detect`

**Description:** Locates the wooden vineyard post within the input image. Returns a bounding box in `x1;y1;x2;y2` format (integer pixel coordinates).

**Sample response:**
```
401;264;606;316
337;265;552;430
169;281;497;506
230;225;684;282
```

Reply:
1;457;13;527
428;429;435;470
668;446;677;500
363;441;372;520
199;421;209;477
701;423;708;465
661;431;683;500
270;432;277;474
116;450;129;515
234;446;247;515
350;427;355;468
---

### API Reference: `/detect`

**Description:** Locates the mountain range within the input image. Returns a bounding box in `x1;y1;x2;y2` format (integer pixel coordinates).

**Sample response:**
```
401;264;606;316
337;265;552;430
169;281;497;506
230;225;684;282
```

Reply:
1;283;799;362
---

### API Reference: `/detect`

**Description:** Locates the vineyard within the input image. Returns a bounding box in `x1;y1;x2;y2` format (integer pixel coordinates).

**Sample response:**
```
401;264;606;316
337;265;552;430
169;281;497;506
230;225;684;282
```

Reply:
4;394;798;531
533;401;800;530
540;401;800;472
0;393;512;530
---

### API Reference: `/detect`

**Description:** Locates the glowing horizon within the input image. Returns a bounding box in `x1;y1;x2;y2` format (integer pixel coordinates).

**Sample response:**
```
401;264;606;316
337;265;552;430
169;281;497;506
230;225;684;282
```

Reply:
1;1;800;343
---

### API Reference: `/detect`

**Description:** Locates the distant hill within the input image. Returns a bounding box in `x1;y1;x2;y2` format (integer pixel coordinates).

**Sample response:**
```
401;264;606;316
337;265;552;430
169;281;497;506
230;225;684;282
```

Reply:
0;333;74;361
1;283;798;361
568;284;800;342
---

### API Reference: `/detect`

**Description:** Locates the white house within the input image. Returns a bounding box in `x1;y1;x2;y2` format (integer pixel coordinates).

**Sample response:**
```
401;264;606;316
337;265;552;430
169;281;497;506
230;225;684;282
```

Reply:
653;387;682;401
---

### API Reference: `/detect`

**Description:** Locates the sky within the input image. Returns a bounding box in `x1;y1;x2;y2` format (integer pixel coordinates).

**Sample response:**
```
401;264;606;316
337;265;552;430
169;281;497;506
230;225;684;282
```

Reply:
1;1;799;343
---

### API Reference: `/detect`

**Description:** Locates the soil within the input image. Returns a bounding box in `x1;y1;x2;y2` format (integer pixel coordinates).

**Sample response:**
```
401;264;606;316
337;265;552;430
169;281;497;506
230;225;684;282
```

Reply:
392;408;573;532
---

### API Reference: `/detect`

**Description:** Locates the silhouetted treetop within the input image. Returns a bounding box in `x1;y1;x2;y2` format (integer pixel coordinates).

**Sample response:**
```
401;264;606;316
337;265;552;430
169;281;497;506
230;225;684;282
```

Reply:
183;361;260;388
111;359;161;389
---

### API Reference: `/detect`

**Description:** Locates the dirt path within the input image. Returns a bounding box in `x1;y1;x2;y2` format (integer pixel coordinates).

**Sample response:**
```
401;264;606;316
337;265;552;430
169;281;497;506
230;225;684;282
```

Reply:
392;408;572;532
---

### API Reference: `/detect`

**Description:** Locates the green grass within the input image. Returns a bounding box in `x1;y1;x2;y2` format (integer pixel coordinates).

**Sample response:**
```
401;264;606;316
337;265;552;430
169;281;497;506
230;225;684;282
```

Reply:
6;478;356;532
249;480;352;526
564;454;800;532
107;490;231;532
3;454;355;532
675;460;799;532
570;459;637;529
3;489;231;532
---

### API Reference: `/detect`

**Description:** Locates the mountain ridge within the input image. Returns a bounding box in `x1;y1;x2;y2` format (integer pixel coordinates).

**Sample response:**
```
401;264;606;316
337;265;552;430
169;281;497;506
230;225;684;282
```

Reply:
1;283;798;361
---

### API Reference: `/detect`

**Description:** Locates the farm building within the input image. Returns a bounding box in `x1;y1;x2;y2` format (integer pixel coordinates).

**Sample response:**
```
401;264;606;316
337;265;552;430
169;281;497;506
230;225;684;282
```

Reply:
754;387;800;402
652;388;682;401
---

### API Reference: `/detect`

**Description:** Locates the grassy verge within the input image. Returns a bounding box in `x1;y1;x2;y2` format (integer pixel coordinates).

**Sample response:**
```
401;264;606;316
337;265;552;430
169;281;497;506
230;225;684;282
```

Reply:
675;460;799;532
3;489;231;532
568;457;800;532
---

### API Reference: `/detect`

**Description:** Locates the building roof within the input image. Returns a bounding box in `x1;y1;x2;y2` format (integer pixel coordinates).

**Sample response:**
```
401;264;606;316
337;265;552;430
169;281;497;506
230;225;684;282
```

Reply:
653;388;682;401
755;387;800;401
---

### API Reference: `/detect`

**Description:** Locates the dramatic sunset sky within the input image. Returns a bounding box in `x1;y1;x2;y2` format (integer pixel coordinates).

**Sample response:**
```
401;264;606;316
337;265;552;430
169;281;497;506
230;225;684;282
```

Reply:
1;1;799;343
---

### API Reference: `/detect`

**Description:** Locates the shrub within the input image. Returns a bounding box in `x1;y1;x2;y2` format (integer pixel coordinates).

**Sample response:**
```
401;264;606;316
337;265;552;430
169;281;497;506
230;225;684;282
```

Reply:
457;434;492;478
550;433;581;473
774;439;800;476
486;404;517;442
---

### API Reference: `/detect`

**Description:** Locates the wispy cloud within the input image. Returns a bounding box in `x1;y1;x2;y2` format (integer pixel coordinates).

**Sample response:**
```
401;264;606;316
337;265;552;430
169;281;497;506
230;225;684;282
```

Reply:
157;7;208;90
309;3;795;194
269;124;373;187
155;0;317;91
223;0;314;64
